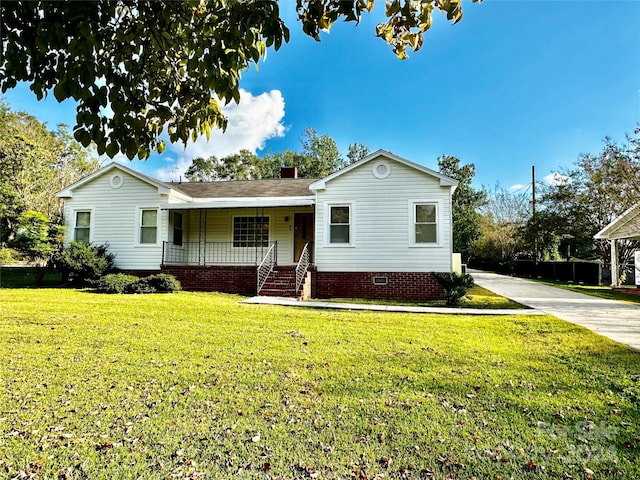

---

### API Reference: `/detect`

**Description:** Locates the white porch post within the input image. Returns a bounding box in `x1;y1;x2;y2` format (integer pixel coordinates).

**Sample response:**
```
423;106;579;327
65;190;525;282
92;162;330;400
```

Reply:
610;239;618;287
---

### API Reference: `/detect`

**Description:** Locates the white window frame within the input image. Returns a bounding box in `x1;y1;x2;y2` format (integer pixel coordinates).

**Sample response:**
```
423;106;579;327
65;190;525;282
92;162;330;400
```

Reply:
325;202;355;247
136;207;160;246
409;200;441;247
232;215;271;248
72;209;93;244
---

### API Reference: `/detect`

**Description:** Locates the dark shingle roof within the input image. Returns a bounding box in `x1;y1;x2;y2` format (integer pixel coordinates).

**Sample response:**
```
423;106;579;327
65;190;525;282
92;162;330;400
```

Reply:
168;178;318;199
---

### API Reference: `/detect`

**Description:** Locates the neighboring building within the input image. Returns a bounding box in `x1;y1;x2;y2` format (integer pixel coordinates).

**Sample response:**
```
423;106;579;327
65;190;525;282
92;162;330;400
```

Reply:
594;203;640;287
57;150;458;300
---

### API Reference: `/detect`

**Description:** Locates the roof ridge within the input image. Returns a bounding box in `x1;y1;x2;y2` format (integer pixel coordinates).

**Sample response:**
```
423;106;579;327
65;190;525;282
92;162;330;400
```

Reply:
167;177;321;185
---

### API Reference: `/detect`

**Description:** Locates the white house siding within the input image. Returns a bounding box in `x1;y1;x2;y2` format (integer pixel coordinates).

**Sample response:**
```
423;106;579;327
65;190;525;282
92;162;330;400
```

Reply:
181;206;314;265
62;170;167;270
314;159;453;272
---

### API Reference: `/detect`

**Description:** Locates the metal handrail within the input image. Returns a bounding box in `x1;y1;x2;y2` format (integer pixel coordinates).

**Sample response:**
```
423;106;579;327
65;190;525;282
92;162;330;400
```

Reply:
295;242;312;293
162;241;275;266
256;241;277;294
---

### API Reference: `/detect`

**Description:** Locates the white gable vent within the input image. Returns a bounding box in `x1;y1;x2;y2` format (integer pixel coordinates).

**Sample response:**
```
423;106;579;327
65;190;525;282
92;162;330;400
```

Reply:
373;160;391;179
110;174;124;189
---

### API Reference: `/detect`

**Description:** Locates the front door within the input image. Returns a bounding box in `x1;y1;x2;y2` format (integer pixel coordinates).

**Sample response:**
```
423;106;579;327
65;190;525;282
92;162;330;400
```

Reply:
294;213;314;262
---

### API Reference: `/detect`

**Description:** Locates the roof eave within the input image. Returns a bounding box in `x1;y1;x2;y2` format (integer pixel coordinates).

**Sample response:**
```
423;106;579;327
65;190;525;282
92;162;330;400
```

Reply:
310;149;459;189
594;203;640;240
56;162;193;200
163;196;316;210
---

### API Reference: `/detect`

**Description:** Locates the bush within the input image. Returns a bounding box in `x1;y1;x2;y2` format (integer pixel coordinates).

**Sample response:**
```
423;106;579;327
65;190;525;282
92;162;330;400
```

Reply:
435;272;475;306
94;274;139;294
55;242;116;286
0;247;20;265
134;274;181;293
94;273;181;294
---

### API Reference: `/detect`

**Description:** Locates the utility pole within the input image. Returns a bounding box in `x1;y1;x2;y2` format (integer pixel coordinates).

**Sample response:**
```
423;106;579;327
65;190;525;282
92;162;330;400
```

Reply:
531;165;536;218
532;165;537;264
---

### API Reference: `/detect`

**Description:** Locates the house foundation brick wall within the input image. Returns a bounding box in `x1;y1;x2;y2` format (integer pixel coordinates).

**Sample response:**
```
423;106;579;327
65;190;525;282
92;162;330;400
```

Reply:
312;271;445;301
160;265;257;294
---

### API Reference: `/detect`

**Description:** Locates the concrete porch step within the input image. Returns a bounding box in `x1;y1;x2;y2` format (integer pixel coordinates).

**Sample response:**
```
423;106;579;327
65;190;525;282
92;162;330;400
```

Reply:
259;266;308;300
259;287;302;298
263;280;296;287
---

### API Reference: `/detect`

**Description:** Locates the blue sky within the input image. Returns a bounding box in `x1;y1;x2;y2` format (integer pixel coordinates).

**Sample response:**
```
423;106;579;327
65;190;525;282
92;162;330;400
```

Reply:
2;0;639;190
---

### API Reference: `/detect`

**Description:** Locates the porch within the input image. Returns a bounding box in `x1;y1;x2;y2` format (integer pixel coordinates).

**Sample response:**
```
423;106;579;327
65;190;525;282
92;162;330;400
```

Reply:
160;240;313;299
160;205;315;297
162;240;278;267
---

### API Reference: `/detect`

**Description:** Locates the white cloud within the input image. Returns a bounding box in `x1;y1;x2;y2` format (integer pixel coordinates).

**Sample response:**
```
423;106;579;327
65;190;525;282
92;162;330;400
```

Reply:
153;89;286;181
544;172;569;186
508;183;529;192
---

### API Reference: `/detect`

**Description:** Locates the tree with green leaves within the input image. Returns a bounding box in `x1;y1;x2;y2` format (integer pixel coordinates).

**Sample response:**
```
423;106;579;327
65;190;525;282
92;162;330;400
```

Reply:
298;127;345;177
185;150;262;182
347;143;371;164
215;151;260;181
437;155;486;262
530;133;640;271
184;128;357;181
1;1;480;160
12;210;64;284
0;102;99;243
184;157;219;183
257;127;345;179
472;184;530;270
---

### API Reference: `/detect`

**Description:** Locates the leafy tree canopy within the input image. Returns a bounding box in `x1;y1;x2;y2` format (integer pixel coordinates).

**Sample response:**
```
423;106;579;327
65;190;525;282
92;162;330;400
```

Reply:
184;128;367;181
0;102;99;243
185;150;260;182
471;184;530;270
532;133;640;265
438;155;487;262
1;0;479;160
12;210;64;283
347;143;371;164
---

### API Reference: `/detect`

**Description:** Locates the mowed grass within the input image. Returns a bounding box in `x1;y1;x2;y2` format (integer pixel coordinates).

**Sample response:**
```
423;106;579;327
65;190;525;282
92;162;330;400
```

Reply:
537;280;640;306
0;267;62;288
1;289;639;479
316;285;526;310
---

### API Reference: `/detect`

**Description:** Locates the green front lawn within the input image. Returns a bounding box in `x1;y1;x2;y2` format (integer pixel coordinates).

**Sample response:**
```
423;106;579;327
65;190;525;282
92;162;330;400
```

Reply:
1;288;638;479
537;279;640;306
0;266;62;288
316;285;527;310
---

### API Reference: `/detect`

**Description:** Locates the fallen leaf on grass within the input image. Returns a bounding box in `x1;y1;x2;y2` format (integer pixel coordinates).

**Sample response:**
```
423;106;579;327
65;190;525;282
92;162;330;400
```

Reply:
95;442;114;452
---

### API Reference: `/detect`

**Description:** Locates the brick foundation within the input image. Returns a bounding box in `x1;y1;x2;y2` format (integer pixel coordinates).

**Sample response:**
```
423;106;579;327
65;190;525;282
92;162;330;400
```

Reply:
160;265;257;294
312;271;445;301
142;266;445;300
614;286;640;296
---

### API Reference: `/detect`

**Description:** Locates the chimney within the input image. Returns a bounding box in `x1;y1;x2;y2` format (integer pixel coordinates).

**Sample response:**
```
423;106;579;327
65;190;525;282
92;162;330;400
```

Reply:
280;166;298;179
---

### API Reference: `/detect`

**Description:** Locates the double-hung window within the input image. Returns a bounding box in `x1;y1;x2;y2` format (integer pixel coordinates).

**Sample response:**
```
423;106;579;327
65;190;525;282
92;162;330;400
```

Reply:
413;202;438;244
329;204;351;244
233;216;269;247
74;211;91;243
140;209;158;244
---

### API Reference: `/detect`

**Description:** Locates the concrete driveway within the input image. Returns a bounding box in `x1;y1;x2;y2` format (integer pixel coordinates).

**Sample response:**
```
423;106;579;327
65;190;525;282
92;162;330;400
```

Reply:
472;271;640;351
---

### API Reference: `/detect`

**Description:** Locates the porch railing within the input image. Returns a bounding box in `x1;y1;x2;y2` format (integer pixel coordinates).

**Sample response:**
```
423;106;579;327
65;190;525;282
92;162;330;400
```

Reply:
295;241;313;293
163;241;277;266
257;242;278;294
